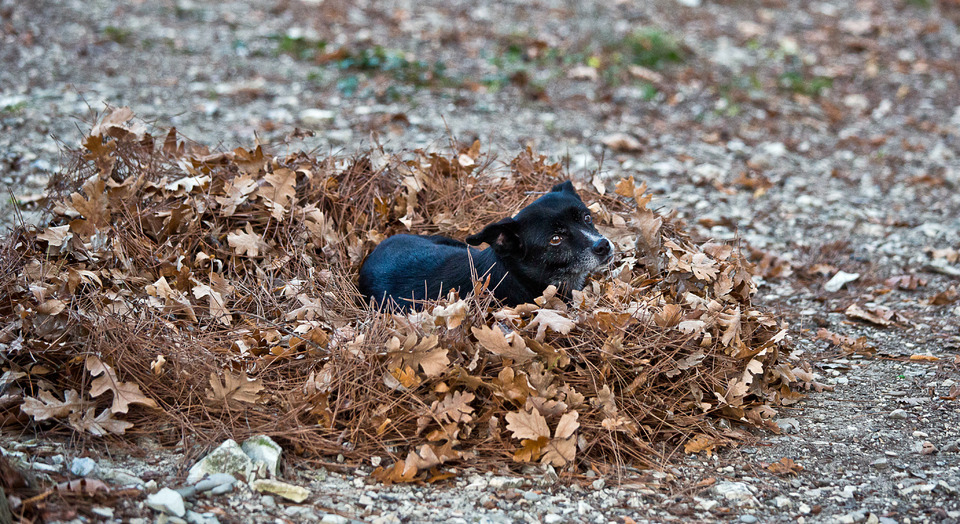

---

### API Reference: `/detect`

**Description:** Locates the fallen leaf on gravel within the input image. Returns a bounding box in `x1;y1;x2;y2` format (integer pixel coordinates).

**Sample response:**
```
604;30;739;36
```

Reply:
767;457;803;476
927;286;958;305
684;434;717;456
884;275;926;290
908;354;940;362
844;304;893;326
601;133;644;153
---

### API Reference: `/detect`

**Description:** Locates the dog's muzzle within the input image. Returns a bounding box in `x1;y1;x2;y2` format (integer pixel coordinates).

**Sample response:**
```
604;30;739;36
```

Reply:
592;238;614;264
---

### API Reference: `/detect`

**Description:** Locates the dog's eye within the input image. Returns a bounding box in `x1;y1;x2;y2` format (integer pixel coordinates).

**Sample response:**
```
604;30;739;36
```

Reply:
549;234;563;246
583;212;593;225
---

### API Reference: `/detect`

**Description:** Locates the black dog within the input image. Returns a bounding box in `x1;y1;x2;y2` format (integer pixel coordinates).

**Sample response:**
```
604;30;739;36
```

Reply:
358;181;614;310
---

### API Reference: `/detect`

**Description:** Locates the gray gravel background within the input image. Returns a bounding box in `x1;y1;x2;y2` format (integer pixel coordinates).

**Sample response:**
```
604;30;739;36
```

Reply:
2;0;959;522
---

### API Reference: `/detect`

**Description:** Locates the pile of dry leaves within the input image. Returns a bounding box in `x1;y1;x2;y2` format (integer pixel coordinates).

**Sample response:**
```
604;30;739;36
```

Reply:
0;108;823;481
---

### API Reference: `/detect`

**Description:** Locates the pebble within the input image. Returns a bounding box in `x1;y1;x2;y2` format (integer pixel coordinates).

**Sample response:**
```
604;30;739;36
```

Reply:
146;488;186;517
70;457;97;477
543;514;563;524
251;479;311;503
713;481;758;507
319;514;349;524
887;409;908;420
194;473;238;493
241;435;282;477
187;440;253;484
870;458;889;470
740;515;758;523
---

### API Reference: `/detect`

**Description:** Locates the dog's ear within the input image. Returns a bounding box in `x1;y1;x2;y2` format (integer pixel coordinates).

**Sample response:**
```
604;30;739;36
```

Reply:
466;217;522;254
550;180;580;200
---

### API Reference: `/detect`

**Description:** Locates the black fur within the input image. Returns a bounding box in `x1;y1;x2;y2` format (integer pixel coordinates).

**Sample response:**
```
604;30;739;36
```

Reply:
357;181;614;310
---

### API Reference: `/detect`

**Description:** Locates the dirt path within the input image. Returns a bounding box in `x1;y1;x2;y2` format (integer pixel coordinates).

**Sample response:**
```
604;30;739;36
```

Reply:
2;0;959;522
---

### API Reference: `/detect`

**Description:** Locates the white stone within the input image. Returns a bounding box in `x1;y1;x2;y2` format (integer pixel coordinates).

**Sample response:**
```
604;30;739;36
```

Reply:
824;271;860;292
187;439;254;484
300;108;335;126
146;488;186;517
251;479;311;503
714;482;758;506
242;435;282;477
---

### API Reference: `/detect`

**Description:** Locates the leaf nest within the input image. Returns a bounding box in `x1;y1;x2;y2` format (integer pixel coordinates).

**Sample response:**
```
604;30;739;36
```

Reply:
0;108;821;480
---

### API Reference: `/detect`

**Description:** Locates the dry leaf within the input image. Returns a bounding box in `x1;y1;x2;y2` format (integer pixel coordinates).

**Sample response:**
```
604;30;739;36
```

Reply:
472;325;536;363
207;371;263;405
86;356;158;413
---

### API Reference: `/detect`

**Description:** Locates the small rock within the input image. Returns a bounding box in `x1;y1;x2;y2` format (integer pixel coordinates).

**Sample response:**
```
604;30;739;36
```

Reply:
870;458;889;470
70;457;97;477
696;498;719;511
798;503;811;515
591;479;605;490
175;486;197;500
714;481;758;507
146;488;186;517
241;435;282;477
209;483;234;496
837;509;868;524
319;514;349;524
774;495;792;508
488;476;524;490
522;491;541;502
824;271;860;292
300;108;335;126
251;479;311;503
740;515;758;523
887;409;908;420
261;495;276;508
920;441;937;455
187;440;253;484
194;473;238;492
91;507;114;518
184;511;221;524
543;514;563;524
99;468;145;487
358;495;374;506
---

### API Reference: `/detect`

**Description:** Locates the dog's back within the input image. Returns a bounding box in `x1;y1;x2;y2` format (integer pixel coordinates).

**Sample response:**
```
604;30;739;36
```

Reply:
358;181;613;310
357;235;477;308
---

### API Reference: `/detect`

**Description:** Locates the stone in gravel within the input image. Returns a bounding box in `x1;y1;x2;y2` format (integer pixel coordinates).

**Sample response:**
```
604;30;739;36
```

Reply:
543;514;562;524
522;491;541;502
591;478;605;490
175;486;197;499
869;458;889;470
740;515;758;523
184;511;221;524
241;435;282;477
208;483;235;495
194;473;238;492
887;409;908;419
713;481;758;507
836;509;868;523
99;468;145;487
70;457;97;477
920;441;937;455
695;497;719;511
798;503;811;515
261;495;276;508
91;507;114;518
299;109;336;126
251;479;310;503
146;487;186;517
187;440;253;484
319;514;349;524
488;476;524;490
774;495;792;508
824;271;860;292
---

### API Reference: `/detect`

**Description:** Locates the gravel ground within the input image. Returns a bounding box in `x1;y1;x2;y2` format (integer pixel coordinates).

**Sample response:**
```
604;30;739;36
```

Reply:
2;0;960;522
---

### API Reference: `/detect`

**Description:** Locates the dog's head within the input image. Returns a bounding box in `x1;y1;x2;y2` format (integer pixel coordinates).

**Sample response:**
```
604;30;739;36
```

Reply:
466;181;614;295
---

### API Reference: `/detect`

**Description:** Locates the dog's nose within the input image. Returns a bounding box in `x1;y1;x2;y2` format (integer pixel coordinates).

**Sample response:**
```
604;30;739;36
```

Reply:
592;238;612;259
